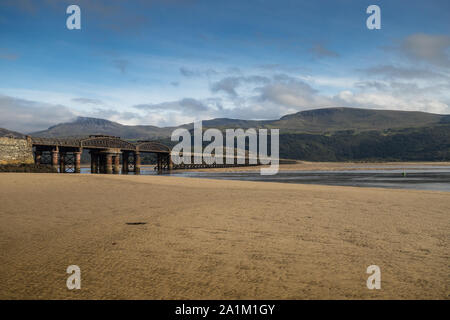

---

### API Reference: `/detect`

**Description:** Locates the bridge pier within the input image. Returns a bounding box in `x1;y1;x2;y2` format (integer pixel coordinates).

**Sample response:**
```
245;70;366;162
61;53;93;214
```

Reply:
113;154;120;174
100;155;104;173
156;153;162;172
59;152;65;173
122;151;129;174
98;149;121;174
105;153;113;174
168;154;173;170
75;150;81;173
34;150;42;165
134;152;141;175
90;151;98;174
52;148;59;172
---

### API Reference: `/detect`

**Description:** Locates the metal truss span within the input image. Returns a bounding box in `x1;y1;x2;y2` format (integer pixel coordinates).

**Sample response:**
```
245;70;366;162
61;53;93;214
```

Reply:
31;135;170;153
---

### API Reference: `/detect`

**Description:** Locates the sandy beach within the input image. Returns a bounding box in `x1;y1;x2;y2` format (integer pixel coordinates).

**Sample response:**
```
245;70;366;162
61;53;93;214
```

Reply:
0;172;448;299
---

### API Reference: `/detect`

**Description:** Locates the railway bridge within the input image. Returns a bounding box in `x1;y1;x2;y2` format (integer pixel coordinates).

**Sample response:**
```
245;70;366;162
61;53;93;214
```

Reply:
31;135;171;174
30;135;260;174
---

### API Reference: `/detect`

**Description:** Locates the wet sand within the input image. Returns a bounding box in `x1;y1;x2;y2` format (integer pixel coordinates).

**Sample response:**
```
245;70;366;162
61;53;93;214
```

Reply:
0;173;448;299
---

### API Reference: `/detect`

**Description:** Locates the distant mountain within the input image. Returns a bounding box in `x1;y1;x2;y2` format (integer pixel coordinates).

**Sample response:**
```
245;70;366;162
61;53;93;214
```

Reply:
31;117;174;140
30;108;448;139
0;128;26;139
271;107;444;133
199;118;270;129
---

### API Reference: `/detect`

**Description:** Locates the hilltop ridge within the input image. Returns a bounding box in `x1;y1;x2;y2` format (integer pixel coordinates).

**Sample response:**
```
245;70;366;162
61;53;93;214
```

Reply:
30;107;448;139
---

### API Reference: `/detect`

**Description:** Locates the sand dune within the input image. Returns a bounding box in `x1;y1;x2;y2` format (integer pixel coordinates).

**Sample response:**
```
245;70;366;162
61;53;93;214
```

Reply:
0;173;448;299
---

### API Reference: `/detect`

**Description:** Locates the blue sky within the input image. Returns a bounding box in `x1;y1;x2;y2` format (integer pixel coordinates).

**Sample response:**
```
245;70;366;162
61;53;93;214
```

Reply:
0;0;449;132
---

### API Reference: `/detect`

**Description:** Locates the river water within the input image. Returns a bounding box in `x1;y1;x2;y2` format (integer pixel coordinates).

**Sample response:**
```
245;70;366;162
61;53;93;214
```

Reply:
81;166;450;191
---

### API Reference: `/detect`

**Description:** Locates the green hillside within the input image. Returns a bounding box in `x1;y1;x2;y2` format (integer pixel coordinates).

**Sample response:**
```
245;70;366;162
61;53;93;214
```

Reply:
279;125;450;161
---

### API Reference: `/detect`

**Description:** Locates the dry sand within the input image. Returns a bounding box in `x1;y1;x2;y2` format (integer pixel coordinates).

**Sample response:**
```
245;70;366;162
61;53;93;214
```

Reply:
0;172;448;299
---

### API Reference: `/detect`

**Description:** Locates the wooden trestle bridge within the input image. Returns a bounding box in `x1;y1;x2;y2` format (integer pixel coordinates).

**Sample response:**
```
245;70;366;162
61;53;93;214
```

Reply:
31;135;259;174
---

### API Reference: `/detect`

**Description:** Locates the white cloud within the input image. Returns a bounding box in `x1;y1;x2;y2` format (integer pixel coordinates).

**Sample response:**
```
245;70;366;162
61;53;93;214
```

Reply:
360;65;448;80
134;98;210;113
0;94;77;133
333;90;449;114
211;76;270;97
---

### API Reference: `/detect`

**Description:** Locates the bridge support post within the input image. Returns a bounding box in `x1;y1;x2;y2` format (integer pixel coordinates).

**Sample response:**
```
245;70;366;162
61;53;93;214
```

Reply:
90;152;98;174
52;148;59;172
99;154;105;173
75;150;82;173
135;152;141;175
113;154;120;174
167;154;173;171
122;152;129;174
105;153;113;174
95;153;100;173
59;152;66;173
34;150;42;165
156;153;162;173
99;149;120;174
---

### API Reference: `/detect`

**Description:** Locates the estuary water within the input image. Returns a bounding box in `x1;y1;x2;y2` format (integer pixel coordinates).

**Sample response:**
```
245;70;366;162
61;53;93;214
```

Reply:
81;167;450;192
171;169;450;191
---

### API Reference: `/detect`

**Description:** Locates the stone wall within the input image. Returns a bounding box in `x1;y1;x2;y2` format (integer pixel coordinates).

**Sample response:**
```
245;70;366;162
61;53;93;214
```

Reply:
0;136;34;165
